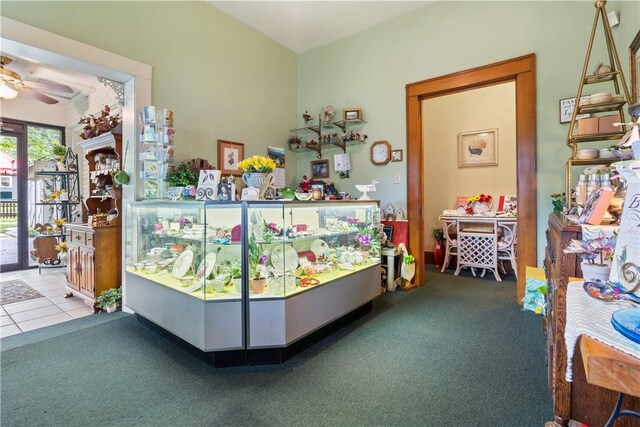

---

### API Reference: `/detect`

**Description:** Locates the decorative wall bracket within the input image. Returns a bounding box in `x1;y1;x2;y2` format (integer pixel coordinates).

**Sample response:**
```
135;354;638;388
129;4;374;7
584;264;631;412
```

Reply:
97;77;124;106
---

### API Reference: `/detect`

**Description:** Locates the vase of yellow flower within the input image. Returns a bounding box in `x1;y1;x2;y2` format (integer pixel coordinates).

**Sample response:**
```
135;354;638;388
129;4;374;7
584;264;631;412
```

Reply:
55;241;68;264
237;155;277;198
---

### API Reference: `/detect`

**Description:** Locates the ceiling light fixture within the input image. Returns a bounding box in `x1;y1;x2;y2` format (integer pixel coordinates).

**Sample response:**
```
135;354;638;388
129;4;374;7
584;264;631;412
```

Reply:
0;81;17;99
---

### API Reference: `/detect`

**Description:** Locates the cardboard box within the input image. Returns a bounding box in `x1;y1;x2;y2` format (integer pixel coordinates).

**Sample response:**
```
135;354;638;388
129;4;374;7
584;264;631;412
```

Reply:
598;114;621;134
577;117;599;135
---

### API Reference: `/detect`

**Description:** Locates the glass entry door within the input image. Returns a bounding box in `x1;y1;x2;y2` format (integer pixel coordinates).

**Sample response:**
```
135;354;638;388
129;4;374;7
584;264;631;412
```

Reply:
0;123;24;271
0;120;65;272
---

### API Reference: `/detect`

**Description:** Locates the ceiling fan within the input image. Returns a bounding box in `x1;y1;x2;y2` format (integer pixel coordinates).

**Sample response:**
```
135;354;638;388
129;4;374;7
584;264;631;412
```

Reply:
0;55;73;104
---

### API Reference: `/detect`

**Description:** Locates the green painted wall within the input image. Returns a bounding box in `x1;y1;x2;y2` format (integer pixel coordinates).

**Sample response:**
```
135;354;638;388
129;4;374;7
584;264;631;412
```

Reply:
297;0;639;265
1;1;298;177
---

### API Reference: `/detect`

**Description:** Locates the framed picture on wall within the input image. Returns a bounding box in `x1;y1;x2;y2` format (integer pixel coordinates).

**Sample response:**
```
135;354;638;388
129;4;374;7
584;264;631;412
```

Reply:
217;140;244;176
391;149;403;162
343;108;362;121
559;96;591;123
457;128;499;168
311;159;330;179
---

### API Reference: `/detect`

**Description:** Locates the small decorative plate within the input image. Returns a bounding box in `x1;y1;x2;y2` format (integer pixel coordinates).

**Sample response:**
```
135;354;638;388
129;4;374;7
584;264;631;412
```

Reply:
611;308;640;344
320;105;336;123
310;239;330;260
271;244;298;272
196;252;217;282
172;249;194;279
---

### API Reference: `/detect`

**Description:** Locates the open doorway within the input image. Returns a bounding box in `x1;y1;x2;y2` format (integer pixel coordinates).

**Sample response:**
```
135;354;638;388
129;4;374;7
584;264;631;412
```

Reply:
422;81;517;278
406;54;536;302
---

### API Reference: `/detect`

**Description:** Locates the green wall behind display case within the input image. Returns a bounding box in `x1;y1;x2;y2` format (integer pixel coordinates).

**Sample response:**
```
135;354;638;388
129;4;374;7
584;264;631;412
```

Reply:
0;1;299;182
296;0;639;264
2;1;639;265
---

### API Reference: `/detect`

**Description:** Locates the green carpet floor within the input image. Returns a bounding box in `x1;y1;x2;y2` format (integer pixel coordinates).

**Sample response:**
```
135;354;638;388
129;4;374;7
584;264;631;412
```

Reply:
1;267;552;426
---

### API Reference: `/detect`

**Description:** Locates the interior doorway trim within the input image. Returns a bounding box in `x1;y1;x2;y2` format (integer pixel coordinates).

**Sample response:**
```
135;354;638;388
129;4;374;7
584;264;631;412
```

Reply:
406;54;536;302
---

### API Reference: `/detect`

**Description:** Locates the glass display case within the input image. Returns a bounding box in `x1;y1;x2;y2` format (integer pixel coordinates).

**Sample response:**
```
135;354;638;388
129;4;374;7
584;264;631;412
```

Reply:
125;201;244;353
246;200;382;351
125;199;381;357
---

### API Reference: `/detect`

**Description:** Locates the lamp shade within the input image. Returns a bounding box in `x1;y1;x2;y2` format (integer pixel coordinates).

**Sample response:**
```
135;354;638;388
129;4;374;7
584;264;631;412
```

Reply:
0;82;18;99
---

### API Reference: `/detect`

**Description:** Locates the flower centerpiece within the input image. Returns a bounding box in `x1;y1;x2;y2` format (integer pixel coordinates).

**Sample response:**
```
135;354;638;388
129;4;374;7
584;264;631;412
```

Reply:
465;194;493;214
238;155;276;197
54;218;66;232
563;232;617;282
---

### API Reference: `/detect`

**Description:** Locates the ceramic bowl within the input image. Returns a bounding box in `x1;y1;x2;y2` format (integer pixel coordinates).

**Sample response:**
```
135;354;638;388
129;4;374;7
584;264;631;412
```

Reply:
598;148;617;159
295;192;312;201
577;148;598;160
134;262;144;271
612;148;633;160
144;263;157;274
589;92;612;104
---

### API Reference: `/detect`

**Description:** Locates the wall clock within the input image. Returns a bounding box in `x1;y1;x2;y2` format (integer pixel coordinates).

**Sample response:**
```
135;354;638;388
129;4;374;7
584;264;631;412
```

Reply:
370;140;391;165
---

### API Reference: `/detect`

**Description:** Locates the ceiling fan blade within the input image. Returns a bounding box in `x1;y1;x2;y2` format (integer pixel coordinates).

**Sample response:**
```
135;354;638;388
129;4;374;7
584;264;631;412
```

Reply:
26;80;73;94
15;86;59;104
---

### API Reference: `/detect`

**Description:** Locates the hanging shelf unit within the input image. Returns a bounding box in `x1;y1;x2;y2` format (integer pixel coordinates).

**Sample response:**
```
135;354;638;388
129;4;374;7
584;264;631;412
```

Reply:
565;0;631;208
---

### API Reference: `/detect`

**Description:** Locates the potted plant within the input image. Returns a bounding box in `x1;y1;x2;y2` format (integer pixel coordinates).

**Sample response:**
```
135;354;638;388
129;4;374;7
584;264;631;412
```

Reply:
165;162;197;197
55;241;68;264
432;227;445;267
465;194;493;214
550;193;566;213
237;155;276;196
354;228;373;260
96;287;122;313
563;233;616;282
248;235;268;294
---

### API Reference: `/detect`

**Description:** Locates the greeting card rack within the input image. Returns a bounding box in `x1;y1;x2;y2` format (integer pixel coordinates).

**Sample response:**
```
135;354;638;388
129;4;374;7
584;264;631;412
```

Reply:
139;106;175;199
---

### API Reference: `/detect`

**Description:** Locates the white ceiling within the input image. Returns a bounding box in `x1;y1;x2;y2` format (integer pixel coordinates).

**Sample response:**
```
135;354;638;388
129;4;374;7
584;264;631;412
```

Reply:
210;1;432;53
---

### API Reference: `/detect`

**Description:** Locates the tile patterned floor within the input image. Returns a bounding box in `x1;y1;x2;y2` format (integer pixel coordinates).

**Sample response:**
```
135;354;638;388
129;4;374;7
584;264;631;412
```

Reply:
0;268;93;337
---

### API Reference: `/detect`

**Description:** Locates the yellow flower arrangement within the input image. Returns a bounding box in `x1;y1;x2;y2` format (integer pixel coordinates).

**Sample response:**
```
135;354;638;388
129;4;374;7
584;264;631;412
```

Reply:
54;218;66;228
237;155;276;174
55;241;68;252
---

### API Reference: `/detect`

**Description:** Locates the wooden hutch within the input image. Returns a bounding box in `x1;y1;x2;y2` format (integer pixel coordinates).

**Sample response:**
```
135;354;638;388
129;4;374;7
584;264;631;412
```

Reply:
64;126;122;307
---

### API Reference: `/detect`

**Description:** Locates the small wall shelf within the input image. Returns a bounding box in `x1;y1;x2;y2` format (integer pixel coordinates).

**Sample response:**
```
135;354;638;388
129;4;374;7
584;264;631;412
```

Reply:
288;115;368;159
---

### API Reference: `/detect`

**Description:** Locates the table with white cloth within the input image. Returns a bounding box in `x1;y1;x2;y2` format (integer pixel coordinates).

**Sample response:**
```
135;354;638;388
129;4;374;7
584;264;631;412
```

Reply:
439;211;517;281
564;281;640;426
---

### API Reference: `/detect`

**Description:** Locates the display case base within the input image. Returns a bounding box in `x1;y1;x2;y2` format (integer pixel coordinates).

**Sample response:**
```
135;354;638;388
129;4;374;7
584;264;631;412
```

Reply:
135;300;373;367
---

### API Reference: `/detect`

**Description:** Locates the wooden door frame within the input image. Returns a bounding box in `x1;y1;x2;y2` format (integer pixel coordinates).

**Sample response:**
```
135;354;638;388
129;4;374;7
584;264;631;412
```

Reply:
406;54;536;302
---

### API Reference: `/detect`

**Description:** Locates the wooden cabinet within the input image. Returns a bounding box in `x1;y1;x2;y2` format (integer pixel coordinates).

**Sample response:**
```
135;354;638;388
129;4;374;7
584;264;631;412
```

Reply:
544;212;640;426
64;223;121;306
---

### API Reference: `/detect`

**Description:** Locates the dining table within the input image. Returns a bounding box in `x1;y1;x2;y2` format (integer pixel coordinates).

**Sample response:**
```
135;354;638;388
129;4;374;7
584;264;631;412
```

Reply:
439;210;517;281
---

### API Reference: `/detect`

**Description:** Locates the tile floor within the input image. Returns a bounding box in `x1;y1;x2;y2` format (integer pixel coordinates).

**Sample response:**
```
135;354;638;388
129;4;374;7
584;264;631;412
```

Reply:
1;267;93;338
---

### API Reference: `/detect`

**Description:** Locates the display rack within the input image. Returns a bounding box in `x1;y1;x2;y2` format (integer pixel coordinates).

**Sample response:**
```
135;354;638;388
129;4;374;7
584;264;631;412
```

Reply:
565;0;631;208
32;148;81;225
139;106;174;199
289;115;368;159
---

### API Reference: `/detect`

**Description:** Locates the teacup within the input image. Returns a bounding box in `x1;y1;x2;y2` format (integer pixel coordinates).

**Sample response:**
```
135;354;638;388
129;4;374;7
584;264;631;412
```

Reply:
144;263;157;274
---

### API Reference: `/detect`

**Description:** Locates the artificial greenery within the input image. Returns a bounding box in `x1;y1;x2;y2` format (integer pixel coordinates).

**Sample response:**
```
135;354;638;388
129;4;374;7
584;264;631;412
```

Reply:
432;227;445;243
96;288;122;309
248;235;266;279
550;193;565;213
165;162;197;187
230;259;242;278
51;144;67;159
404;255;415;265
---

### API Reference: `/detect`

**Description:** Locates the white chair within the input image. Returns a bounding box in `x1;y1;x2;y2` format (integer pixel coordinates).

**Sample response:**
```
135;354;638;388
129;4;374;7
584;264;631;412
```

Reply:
454;219;501;281
497;221;518;278
440;220;458;273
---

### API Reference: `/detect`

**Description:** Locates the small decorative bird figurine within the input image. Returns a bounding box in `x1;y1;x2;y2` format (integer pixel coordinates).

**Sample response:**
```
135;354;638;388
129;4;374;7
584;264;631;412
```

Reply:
355;180;379;200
